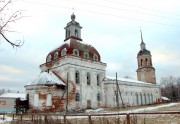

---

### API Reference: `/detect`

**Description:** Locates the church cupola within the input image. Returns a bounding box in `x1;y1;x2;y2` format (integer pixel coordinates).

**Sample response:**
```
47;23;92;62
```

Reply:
64;13;82;41
136;30;156;84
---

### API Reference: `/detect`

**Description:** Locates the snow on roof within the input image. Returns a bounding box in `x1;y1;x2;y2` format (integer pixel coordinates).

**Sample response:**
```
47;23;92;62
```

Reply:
105;76;151;85
0;93;26;100
161;96;171;101
29;71;66;86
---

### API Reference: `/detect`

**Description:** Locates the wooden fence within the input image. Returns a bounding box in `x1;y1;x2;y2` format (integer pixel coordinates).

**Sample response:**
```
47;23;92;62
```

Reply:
0;111;180;124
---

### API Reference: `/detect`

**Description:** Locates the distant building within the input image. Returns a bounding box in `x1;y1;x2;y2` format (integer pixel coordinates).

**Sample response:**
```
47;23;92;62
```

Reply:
25;13;161;112
0;93;27;113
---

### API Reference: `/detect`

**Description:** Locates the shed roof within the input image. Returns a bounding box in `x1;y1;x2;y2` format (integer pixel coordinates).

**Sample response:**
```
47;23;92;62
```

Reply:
29;71;66;86
0;93;26;100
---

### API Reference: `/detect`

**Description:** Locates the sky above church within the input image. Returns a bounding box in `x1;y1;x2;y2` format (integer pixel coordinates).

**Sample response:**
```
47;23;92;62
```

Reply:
0;0;180;92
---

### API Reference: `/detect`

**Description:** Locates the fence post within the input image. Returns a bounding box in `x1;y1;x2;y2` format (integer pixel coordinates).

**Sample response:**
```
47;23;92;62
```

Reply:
13;114;14;120
127;113;130;124
88;115;92;124
20;114;23;122
3;113;5;120
64;114;66;124
32;114;33;122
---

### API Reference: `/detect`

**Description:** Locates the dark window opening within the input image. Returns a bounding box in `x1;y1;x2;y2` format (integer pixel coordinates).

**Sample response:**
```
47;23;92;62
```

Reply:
87;73;91;85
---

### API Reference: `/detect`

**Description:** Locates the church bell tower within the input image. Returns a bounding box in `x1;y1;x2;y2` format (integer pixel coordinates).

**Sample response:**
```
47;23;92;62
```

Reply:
136;30;156;84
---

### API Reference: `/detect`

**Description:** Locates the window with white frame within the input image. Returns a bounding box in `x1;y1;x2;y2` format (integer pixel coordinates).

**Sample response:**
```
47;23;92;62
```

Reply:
84;52;89;58
47;55;51;62
73;49;79;56
61;48;67;56
54;52;58;59
93;54;98;61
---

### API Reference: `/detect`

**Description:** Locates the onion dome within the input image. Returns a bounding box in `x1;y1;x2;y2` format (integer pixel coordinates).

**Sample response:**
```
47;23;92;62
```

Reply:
137;49;151;57
46;13;101;63
46;39;101;63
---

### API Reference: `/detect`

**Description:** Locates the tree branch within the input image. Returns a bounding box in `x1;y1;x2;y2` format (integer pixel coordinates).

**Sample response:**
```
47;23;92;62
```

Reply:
0;32;24;48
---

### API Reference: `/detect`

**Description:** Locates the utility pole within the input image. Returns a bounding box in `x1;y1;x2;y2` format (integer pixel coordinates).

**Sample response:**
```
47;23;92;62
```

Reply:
116;72;120;109
116;72;125;109
66;72;69;114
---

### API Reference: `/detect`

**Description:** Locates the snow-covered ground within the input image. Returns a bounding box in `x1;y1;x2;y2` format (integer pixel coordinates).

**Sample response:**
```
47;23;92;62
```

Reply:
0;103;179;123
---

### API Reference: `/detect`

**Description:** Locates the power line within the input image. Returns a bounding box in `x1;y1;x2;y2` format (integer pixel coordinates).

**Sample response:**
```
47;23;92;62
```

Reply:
20;0;180;28
67;0;180;21
102;0;180;17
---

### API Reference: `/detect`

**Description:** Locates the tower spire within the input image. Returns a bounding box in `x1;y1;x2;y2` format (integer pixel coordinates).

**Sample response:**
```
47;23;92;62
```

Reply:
140;29;146;50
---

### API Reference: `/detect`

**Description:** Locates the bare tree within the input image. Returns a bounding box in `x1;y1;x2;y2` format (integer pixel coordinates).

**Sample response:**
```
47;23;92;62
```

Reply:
0;0;24;48
160;76;180;102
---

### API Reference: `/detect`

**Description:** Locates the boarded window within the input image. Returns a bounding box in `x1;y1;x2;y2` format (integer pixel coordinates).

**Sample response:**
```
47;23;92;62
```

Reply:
34;94;39;107
46;94;52;106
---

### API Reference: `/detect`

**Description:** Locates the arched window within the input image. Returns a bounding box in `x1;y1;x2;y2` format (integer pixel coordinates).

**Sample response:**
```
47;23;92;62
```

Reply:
136;93;139;105
145;58;148;66
141;59;143;66
61;48;67;56
73;49;79;56
75;70;80;84
75;92;80;101
97;93;101;101
140;93;143;105
84;52;89;58
87;72;91;85
54;52;58;60
97;74;100;86
75;29;78;37
151;94;153;103
144;94;147;104
47;55;51;62
148;94;150;104
93;54;98;61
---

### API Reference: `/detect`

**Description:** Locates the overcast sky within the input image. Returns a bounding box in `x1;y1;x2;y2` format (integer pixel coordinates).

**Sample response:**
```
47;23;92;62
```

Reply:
0;0;180;92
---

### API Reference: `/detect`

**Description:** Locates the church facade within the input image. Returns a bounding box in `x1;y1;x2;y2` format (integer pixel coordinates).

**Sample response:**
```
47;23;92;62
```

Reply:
25;14;161;112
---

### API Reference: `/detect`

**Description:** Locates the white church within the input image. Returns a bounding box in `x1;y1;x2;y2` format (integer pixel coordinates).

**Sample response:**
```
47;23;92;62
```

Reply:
25;14;161;112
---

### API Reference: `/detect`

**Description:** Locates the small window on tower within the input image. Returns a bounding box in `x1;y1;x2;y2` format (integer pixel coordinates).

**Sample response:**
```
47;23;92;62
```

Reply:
75;29;78;37
141;59;143;66
145;58;148;66
73;49;79;56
